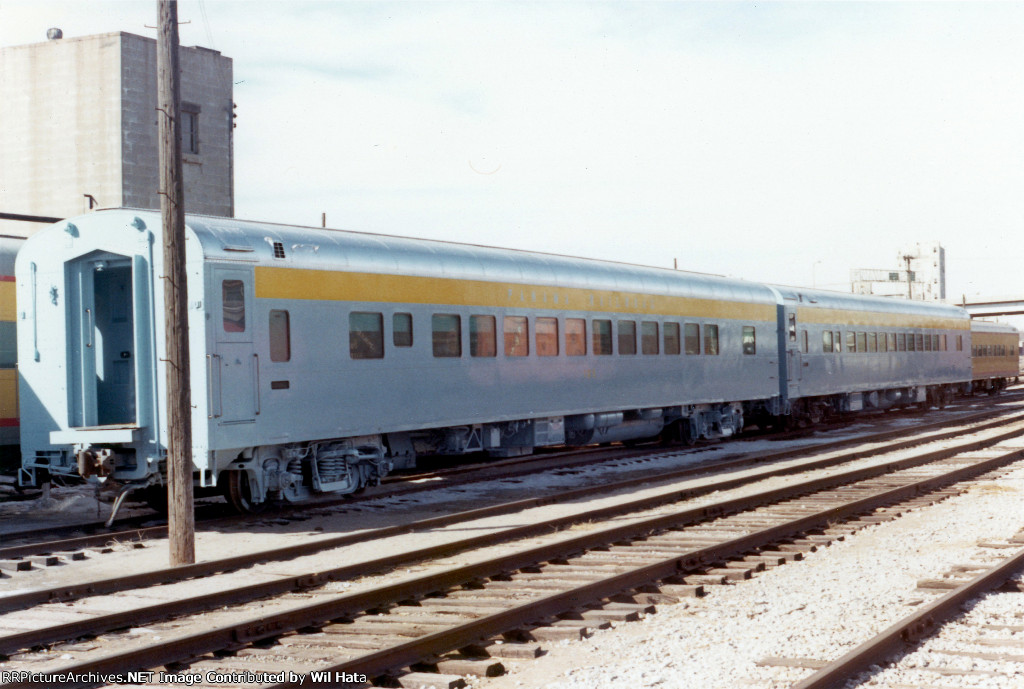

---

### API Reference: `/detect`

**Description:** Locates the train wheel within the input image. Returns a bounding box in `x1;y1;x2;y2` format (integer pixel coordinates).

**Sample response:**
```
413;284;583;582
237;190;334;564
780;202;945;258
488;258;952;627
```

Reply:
223;471;268;514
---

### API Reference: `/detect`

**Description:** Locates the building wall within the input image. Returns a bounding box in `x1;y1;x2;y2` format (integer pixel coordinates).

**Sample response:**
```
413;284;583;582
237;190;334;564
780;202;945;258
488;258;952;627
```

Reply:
0;33;124;236
120;33;233;217
0;32;233;237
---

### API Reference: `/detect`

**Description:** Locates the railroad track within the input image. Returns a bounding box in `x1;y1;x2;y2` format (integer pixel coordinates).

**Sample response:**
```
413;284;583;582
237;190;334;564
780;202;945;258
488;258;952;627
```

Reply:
789;533;1024;689
4;404;1024;598
3;411;1024;687
3;399;1022;573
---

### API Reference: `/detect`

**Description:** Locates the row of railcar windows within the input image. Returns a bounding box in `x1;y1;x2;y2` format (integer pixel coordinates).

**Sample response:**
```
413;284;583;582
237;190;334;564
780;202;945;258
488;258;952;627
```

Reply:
821;331;963;354
264;310;760;361
359;313;736;360
973;344;1010;357
257;307;969;365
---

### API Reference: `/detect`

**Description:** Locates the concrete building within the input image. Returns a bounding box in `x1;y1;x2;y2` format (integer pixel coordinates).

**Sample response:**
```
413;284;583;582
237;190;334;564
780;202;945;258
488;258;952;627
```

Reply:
851;241;946;302
0;31;233;236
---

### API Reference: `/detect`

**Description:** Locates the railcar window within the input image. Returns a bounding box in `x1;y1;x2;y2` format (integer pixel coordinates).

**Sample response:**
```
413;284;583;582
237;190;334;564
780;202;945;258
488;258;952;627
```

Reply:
592;319;613;355
704;324;719;355
957;335;963;351
504;316;529;356
269;310;290;362
879;332;887;353
684;323;700;355
787;314;797;342
868;333;877;353
470;315;497;357
743;326;756;355
618;320;637;355
907;334;914;352
536;317;559;356
916;334;924;352
222;280;245;332
822;330;833;353
641;321;659;355
566;318;586;356
432;314;462;357
932;334;940;351
393;313;413;347
856;332;866;353
664;323;681;355
924;335;932;352
846;332;855;353
834;331;842;352
889;333;897;351
941;335;947;351
350;312;384;359
898;333;906;351
800;330;808;354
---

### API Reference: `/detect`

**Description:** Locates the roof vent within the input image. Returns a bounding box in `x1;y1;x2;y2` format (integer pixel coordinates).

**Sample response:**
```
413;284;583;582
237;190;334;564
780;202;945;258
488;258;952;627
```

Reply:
46;28;63;40
272;241;286;259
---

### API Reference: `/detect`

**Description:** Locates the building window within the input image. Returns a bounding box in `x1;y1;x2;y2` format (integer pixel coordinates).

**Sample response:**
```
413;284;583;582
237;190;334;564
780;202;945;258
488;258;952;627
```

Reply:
704;324;719;355
684;323;700;355
182;103;200;155
566;318;586;356
592;319;613;355
536;317;559;356
432;314;461;357
269;310;290;362
393;313;413;347
350;312;384;359
470;315;496;357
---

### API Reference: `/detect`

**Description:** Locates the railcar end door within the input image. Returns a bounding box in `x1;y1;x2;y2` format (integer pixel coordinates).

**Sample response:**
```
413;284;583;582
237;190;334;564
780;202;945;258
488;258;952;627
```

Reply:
784;307;802;399
211;268;257;425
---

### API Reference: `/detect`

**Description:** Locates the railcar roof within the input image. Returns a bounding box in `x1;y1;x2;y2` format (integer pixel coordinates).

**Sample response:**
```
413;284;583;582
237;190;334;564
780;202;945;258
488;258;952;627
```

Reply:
110;209;782;305
970;320;1019;334
770;283;969;319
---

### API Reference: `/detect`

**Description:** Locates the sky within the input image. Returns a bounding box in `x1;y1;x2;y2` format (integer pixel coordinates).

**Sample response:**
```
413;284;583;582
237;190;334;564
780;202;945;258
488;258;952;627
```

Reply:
3;1;1024;312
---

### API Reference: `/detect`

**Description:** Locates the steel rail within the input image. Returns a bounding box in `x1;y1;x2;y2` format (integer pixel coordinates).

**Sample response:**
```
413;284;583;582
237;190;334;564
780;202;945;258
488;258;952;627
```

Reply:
3;409;1024;628
2;400;1017;551
791;547;1024;689
6;436;1024;688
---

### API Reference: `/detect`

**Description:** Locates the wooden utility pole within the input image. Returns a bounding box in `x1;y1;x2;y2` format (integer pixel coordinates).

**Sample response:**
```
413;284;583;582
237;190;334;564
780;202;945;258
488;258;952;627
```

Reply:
157;0;195;566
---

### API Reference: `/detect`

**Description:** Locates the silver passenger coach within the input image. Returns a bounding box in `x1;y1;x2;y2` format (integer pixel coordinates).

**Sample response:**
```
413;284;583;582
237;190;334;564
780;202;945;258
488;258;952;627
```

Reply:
17;210;978;512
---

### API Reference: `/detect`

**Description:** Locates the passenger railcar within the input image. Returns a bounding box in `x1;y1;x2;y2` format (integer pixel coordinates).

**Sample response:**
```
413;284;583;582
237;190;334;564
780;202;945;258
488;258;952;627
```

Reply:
0;235;24;467
969;320;1020;393
769;285;972;421
17;210;783;510
12;209;1014;512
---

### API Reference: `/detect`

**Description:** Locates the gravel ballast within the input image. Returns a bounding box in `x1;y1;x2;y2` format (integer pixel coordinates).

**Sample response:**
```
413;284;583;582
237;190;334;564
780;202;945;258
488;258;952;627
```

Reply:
479;463;1024;689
